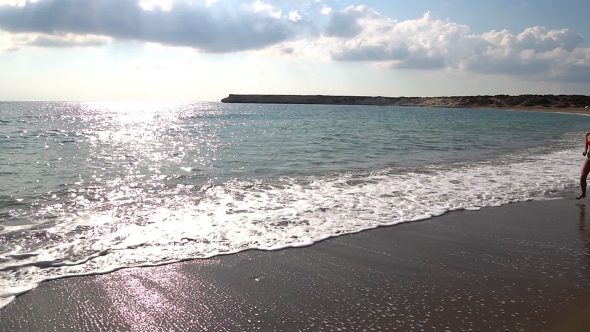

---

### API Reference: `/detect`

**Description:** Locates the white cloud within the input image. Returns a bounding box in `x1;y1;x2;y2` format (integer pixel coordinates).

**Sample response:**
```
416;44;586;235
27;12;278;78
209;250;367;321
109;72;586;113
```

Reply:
285;6;590;82
0;31;110;52
0;0;292;53
2;1;589;83
258;39;331;61
261;0;316;6
139;0;173;11
0;0;39;6
249;0;282;18
288;10;302;22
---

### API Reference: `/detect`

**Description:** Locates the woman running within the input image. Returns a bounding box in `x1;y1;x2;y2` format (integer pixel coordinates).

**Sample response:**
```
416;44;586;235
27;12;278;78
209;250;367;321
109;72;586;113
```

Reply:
577;132;590;199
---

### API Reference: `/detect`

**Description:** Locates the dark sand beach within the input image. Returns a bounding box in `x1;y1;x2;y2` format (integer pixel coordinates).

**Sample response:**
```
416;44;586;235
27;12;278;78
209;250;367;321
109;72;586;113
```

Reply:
2;195;590;331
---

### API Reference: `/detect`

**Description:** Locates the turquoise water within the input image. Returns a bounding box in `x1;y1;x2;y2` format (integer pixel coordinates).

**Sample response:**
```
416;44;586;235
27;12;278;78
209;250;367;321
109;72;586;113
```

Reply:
0;101;589;307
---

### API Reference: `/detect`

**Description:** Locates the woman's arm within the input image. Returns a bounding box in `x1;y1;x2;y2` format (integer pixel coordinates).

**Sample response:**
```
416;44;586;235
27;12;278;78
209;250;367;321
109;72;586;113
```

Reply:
585;141;588;156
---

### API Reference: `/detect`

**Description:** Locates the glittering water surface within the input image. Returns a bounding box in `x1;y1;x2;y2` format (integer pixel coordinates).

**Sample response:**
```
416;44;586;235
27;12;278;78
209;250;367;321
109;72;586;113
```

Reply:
0;101;589;307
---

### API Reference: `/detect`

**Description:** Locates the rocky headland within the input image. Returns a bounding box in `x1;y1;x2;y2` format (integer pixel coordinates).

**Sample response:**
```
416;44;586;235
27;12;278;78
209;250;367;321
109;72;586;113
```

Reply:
221;94;590;113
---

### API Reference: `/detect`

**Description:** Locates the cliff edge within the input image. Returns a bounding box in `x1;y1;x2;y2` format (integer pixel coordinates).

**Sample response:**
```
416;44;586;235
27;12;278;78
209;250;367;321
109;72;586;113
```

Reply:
221;94;399;106
221;94;590;111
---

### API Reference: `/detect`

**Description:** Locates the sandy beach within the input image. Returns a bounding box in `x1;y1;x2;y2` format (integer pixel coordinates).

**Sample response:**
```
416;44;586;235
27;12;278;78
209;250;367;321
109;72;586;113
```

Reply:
2;194;590;331
449;105;590;115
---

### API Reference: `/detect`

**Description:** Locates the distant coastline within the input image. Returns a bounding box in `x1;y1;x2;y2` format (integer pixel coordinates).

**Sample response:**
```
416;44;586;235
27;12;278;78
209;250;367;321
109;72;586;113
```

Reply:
221;94;590;114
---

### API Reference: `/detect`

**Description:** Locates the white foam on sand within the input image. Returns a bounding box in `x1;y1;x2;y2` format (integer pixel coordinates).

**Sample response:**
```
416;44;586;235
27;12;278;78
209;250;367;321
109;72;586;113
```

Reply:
0;146;583;309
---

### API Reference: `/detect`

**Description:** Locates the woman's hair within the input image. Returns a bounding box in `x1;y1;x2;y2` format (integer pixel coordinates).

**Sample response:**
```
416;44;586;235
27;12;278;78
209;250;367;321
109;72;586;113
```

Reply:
586;132;590;138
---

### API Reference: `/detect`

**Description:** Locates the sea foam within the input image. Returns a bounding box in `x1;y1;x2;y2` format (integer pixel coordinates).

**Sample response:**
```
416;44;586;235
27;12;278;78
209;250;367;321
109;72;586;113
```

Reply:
0;145;581;309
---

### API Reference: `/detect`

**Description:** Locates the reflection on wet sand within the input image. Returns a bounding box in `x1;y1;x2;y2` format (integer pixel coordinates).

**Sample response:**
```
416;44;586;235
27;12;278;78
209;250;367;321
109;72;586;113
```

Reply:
544;203;590;332
577;204;590;268
578;204;590;278
576;204;590;284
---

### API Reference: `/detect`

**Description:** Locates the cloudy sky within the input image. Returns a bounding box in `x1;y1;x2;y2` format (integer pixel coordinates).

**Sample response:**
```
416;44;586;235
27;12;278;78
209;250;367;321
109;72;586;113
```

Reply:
1;0;589;101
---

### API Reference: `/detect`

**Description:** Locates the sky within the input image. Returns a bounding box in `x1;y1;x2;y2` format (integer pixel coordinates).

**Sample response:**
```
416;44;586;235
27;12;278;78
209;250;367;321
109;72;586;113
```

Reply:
0;0;589;101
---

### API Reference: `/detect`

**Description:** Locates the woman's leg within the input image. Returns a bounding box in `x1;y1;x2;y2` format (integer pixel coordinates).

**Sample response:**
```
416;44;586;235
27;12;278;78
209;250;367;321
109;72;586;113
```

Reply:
578;159;590;199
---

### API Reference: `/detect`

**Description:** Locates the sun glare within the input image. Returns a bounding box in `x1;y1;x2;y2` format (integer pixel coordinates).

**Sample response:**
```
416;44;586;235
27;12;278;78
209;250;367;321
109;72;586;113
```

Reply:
82;101;187;126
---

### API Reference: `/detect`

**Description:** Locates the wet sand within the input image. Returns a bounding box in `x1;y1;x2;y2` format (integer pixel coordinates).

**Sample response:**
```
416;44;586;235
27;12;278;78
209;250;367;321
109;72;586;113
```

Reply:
2;197;590;331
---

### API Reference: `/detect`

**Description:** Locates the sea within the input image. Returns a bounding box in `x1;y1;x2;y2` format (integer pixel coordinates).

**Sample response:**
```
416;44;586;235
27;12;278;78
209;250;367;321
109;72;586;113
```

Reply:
0;101;589;308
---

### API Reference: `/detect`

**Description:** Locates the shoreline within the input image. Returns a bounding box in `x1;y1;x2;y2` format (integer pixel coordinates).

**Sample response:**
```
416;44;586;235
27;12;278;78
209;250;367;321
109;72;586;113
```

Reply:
443;105;590;115
2;196;590;331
